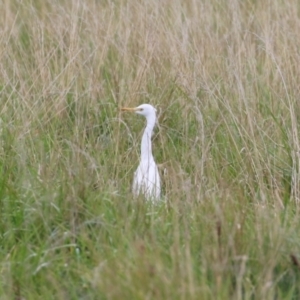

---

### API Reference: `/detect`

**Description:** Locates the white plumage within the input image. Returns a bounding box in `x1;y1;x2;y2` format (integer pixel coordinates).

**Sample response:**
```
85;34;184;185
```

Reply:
121;104;161;201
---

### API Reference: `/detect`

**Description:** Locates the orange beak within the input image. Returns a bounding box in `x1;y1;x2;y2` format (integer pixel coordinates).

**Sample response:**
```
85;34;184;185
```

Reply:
120;107;142;112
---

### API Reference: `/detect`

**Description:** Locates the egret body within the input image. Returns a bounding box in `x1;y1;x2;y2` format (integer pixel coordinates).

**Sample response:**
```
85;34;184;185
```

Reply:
121;104;161;201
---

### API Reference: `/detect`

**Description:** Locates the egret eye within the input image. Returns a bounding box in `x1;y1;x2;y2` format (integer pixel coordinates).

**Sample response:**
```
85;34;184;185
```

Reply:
139;108;144;111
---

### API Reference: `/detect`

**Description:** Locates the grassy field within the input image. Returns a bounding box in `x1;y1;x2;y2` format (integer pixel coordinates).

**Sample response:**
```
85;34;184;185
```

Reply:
1;0;300;298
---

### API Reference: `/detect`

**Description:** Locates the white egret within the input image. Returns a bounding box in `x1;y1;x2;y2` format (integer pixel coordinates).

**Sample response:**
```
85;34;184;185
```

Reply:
121;104;161;201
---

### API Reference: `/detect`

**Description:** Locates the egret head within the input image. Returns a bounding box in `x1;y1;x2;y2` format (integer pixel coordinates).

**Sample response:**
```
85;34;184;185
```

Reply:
121;104;157;118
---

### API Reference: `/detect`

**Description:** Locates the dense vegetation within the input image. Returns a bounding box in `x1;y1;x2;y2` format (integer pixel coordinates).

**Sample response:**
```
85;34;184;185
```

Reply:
0;0;300;298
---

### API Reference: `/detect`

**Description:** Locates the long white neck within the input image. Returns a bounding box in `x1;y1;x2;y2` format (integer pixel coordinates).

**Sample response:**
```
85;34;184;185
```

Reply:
141;114;156;162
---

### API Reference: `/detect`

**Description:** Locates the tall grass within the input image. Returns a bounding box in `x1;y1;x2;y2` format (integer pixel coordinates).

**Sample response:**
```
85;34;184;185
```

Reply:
0;0;300;298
